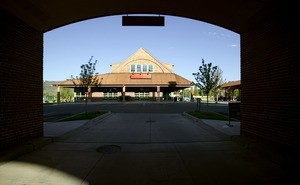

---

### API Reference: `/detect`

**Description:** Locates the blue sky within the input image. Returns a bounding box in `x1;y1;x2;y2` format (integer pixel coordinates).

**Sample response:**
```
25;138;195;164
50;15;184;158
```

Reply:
44;15;240;82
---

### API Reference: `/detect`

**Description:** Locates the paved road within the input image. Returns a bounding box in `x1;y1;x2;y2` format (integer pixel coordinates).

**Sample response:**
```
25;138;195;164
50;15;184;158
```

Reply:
43;101;229;122
2;109;295;185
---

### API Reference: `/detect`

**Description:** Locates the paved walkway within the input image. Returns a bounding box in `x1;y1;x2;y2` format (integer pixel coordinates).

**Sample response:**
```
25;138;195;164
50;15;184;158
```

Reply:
0;113;297;185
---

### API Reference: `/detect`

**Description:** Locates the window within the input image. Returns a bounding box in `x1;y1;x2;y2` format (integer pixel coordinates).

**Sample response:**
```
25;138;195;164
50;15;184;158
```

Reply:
132;64;153;73
137;64;141;72
130;64;135;72
142;64;147;72
148;64;153;72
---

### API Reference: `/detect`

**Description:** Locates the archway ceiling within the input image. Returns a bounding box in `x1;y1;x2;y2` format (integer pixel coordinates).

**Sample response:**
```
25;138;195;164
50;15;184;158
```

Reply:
0;0;275;33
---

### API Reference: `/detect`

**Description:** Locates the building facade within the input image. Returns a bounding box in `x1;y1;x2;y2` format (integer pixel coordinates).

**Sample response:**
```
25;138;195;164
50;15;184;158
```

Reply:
220;80;241;101
54;48;193;102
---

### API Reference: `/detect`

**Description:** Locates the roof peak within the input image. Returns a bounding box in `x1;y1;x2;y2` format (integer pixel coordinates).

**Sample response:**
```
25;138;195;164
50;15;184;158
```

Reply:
127;47;157;61
110;48;173;73
135;47;150;54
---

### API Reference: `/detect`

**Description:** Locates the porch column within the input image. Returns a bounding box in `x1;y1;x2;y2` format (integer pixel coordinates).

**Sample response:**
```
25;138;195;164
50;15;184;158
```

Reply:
190;85;194;102
56;86;61;103
225;87;230;101
157;86;161;102
122;85;126;102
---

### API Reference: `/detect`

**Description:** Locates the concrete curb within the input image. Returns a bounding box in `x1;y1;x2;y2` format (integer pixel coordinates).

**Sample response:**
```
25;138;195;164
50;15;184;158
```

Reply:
182;112;256;148
53;111;112;141
182;112;231;141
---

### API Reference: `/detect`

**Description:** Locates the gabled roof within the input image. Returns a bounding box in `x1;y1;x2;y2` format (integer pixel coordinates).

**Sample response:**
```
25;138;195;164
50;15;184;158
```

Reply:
55;73;192;88
53;48;192;88
221;80;241;88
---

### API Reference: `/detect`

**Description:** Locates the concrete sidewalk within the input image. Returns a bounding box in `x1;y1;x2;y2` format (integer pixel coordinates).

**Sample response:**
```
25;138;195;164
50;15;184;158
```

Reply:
44;113;241;140
44;120;89;137
0;113;297;185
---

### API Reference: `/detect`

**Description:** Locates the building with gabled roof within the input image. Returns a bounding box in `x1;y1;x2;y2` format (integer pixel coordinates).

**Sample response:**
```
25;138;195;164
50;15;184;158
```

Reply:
53;48;193;102
220;80;241;88
220;80;241;101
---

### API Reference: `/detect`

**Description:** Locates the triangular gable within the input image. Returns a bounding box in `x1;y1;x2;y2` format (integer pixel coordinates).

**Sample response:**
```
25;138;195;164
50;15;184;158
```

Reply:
111;48;172;73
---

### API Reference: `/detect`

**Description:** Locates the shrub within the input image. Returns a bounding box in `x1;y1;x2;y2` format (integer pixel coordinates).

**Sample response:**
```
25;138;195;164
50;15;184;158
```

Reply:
118;95;132;101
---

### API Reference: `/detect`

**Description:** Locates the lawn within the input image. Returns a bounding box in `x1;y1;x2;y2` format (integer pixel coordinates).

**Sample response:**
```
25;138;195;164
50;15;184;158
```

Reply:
58;110;108;122
186;111;232;121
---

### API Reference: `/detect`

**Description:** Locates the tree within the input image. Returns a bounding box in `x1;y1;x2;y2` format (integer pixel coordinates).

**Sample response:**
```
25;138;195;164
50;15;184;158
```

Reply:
43;81;57;103
71;56;102;114
193;86;200;96
60;87;74;102
192;59;219;112
183;88;190;97
210;66;225;103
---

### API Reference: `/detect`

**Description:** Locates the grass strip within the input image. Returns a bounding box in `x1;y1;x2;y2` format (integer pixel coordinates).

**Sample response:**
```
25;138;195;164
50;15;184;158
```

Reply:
186;111;230;121
59;110;108;122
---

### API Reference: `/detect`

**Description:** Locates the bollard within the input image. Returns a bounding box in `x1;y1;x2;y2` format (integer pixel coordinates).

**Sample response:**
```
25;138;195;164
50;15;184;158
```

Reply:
196;98;201;111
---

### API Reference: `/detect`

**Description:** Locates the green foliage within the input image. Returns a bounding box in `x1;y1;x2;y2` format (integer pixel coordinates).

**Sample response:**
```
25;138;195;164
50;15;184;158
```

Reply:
192;59;220;111
43;81;58;103
193;86;206;96
71;56;102;114
234;89;240;97
58;111;108;121
60;87;74;102
183;88;190;97
192;59;219;94
43;81;56;95
193;87;200;96
72;56;101;88
210;66;224;101
186;111;229;121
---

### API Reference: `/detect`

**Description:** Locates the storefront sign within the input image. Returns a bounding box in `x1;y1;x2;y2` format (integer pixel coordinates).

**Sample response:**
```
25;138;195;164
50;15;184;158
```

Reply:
130;73;152;79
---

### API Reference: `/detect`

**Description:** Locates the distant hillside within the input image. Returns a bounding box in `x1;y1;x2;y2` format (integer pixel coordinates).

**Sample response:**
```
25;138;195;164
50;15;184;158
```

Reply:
43;80;60;98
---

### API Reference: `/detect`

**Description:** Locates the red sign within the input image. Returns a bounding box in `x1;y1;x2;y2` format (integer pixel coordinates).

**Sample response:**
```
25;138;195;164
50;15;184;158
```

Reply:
130;73;152;79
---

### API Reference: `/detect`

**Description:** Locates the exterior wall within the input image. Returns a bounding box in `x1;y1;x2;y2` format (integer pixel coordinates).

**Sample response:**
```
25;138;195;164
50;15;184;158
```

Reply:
241;6;299;149
110;62;122;72
90;91;163;99
0;10;43;150
92;92;104;97
126;92;135;97
113;59;160;73
161;62;173;73
1;3;298;152
110;48;172;73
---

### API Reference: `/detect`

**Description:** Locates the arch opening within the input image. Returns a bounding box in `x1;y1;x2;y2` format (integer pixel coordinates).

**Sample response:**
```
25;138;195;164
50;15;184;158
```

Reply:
1;1;298;158
43;14;240;106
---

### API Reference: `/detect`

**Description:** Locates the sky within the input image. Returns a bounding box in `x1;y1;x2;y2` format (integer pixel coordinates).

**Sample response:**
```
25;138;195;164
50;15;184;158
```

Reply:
44;15;240;82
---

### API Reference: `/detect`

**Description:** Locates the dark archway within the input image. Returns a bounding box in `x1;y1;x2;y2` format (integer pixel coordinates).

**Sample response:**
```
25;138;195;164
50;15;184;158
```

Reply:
0;1;298;150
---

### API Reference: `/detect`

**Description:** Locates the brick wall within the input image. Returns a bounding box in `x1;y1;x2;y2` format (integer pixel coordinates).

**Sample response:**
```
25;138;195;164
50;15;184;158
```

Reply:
0;9;43;150
0;3;299;152
240;5;299;149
